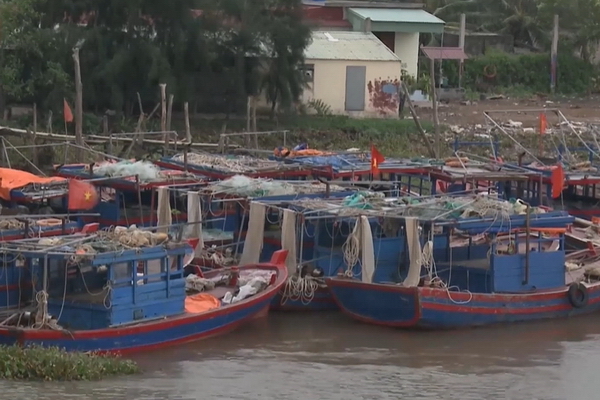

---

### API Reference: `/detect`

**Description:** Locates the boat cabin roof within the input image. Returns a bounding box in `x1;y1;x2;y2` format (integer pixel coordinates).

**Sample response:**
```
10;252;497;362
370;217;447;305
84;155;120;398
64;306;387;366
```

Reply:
431;164;540;183
261;194;574;234
272;153;436;174
163;152;296;174
0;228;192;263
200;176;352;199
55;161;206;191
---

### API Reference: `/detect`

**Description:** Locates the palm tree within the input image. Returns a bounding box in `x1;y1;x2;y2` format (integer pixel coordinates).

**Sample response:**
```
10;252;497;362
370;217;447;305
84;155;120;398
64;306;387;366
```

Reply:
426;0;548;50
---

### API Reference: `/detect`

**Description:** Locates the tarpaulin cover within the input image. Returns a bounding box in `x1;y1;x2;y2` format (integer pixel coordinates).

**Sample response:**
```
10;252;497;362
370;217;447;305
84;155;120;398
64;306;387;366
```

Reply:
0;168;65;201
185;293;221;313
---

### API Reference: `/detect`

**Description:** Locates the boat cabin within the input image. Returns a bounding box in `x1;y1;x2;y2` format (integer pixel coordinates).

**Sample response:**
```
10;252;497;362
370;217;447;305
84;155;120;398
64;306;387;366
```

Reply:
277;194;574;294
0;230;193;330
430;159;546;205
196;178;358;268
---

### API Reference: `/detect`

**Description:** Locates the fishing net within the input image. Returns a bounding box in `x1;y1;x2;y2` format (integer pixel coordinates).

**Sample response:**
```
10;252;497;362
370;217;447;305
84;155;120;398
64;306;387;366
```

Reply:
171;153;280;173
288;193;544;221
98;226;170;248
91;160;163;181
204;175;346;197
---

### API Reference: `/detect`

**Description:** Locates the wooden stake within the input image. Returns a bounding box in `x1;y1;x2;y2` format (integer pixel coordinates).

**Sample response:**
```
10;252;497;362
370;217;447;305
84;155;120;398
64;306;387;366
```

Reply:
73;47;84;160
430;58;440;158
252;96;258;149
32;103;38;166
47;111;53;133
550;15;559;93
166;94;174;131
184;102;191;143
401;82;436;159
458;13;466;88
245;96;251;147
160;83;167;149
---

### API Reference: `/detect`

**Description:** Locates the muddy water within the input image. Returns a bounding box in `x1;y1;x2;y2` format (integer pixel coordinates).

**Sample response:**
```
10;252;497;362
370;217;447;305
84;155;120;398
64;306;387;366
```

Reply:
3;312;599;400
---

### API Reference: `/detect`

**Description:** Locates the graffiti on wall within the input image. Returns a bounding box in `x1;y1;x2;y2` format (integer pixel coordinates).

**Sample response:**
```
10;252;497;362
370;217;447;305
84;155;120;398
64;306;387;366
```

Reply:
367;78;400;115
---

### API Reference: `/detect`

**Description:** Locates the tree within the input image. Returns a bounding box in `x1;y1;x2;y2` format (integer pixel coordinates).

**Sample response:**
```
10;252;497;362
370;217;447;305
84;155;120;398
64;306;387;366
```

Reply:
427;0;548;50
538;0;600;62
0;0;312;117
0;0;72;112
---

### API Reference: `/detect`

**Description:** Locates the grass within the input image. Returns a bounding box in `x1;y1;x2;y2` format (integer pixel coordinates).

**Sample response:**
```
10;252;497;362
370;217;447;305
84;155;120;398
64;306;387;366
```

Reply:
174;114;438;157
5;109;589;166
0;345;139;381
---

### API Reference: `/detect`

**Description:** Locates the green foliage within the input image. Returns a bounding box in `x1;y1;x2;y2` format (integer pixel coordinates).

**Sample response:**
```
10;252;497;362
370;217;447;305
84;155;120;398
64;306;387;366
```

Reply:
427;0;547;49
0;0;310;116
306;99;332;116
427;0;600;63
538;0;600;62
444;51;596;94
0;345;138;381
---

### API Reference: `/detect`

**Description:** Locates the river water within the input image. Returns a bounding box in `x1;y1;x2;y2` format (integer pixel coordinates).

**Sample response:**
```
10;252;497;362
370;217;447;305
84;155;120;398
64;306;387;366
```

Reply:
3;312;599;400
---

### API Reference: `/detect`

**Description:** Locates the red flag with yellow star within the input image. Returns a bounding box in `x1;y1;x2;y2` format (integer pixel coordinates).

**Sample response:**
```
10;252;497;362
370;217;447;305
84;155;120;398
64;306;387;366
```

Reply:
67;179;99;211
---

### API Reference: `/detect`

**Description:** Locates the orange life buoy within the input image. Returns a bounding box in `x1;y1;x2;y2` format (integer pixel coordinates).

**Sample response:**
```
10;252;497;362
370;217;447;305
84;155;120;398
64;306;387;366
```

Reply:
35;218;63;227
484;64;497;78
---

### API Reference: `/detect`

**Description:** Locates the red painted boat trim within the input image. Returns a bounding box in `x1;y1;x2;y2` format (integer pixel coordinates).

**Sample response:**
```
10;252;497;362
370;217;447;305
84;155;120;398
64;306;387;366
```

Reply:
0;283;31;292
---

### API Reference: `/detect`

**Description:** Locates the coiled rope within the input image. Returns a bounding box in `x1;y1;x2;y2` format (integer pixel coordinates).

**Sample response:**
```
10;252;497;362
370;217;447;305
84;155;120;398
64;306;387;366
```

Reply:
280;275;321;306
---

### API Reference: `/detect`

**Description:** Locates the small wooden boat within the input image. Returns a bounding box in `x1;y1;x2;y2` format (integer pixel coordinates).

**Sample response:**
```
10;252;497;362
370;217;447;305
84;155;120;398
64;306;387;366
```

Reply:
0;229;288;353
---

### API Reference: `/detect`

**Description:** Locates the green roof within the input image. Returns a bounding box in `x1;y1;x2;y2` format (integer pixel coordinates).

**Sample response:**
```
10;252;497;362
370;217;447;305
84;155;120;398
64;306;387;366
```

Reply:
347;8;445;34
348;8;445;24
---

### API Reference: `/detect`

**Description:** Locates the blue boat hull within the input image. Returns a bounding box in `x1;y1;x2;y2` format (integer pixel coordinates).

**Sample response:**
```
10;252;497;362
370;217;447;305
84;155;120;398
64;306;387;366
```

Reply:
326;277;600;329
270;286;338;311
0;263;288;353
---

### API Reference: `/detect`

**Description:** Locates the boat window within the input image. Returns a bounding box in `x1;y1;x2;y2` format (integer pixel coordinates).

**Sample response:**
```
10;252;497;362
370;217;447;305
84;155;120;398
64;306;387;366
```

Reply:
112;262;133;285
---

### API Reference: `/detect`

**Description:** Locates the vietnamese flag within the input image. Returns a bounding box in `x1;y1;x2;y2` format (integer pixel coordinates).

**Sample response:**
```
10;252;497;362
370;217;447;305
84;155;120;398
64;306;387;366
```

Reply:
67;179;99;210
539;113;547;135
371;144;385;175
63;98;74;123
551;164;565;199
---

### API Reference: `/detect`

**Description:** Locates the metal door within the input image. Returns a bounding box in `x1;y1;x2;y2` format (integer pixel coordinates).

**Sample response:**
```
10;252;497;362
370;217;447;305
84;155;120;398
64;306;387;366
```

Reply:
345;65;366;111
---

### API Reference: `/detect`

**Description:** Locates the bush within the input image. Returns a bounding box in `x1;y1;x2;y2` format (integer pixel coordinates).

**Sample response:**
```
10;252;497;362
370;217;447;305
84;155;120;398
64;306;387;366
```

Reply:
0;345;139;381
440;51;597;95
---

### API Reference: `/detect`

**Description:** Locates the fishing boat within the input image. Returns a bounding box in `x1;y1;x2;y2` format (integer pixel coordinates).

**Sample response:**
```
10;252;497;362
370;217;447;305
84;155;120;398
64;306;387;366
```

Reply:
191;176;356;265
0;168;83;239
322;194;600;329
271;147;435;182
452;110;600;219
54;159;206;227
155;151;312;180
0;226;288;353
253;161;554;312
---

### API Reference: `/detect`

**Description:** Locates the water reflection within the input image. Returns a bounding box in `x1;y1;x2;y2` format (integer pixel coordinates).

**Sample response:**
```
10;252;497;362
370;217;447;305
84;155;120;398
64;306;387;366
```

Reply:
5;312;600;400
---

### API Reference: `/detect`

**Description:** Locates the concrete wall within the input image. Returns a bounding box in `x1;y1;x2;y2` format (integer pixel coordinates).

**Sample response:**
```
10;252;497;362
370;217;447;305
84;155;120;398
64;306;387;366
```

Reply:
303;59;401;117
394;32;420;77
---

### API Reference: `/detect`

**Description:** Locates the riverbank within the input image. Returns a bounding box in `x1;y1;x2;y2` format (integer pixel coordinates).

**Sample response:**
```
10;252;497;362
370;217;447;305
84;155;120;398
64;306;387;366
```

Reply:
0;345;138;381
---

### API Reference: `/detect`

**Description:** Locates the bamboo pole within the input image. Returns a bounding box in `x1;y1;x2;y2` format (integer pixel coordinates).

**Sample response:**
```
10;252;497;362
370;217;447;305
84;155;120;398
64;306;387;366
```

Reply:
550;15;559;93
166;94;174;132
160;83;167;150
32;103;38;166
401;82;436;158
73;47;84;160
458;13;466;88
430;57;440;158
184;102;191;143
